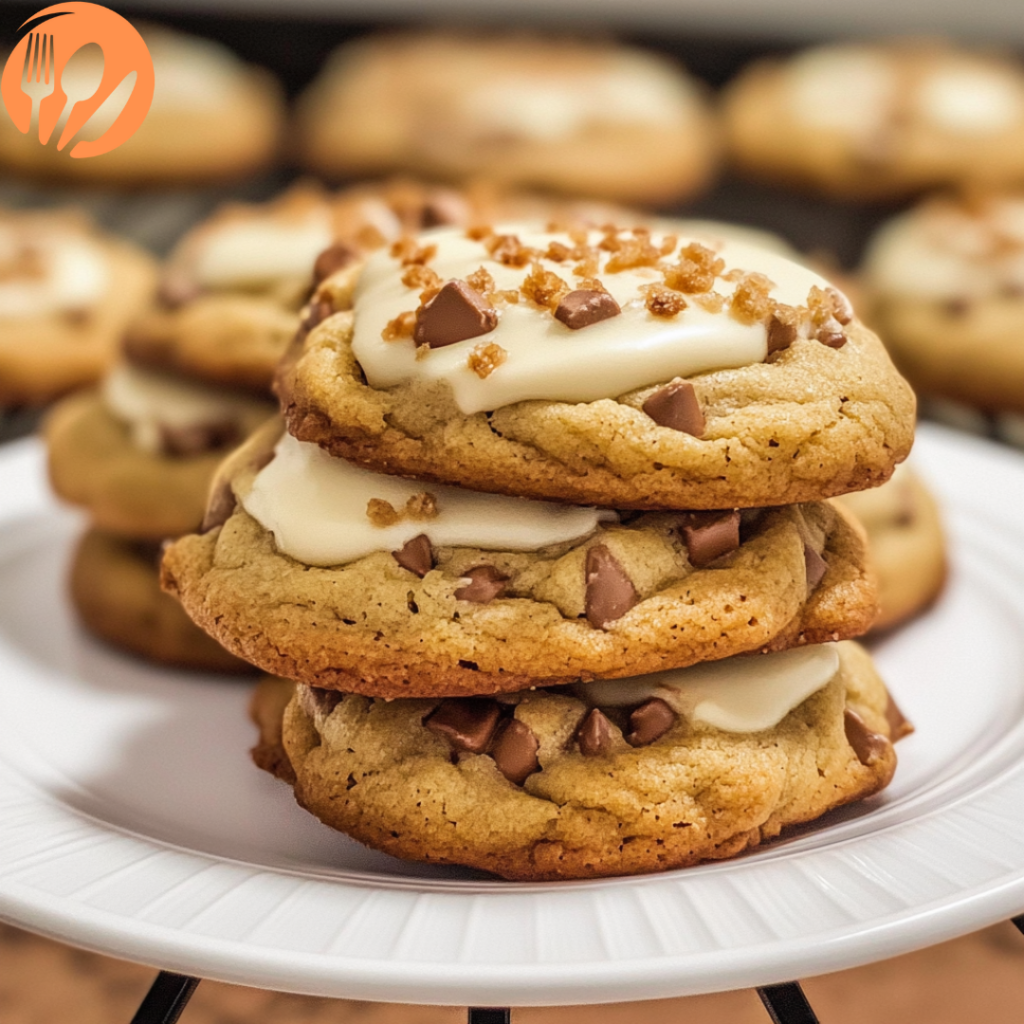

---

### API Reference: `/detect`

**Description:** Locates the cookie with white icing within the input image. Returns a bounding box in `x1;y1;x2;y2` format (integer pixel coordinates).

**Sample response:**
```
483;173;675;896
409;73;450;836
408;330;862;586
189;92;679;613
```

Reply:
863;192;1024;414
46;362;274;540
0;27;284;185
723;41;1024;200
71;528;253;672
0;209;156;407
278;222;915;510
251;640;904;880
295;33;719;204
834;465;946;633
160;418;877;697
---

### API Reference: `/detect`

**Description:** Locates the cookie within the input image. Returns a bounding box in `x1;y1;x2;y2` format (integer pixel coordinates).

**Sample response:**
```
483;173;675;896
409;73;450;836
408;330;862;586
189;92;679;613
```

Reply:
0;208;157;407
71;528;252;672
0;27;284;185
296;33;719;204
252;641;902;880
834;465;946;633
278;223;915;510
723;41;1024;200
863;192;1024;414
46;363;274;540
160;418;877;697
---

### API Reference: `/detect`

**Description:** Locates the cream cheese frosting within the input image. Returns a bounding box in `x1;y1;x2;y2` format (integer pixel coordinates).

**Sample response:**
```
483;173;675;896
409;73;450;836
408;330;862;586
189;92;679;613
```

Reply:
350;225;837;415
103;363;270;454
573;643;841;733
242;432;616;567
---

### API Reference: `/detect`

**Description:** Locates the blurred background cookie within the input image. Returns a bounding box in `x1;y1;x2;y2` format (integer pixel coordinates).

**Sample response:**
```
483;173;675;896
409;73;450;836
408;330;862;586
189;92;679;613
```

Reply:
295;32;719;204
0;207;156;407
0;26;285;186
723;41;1024;200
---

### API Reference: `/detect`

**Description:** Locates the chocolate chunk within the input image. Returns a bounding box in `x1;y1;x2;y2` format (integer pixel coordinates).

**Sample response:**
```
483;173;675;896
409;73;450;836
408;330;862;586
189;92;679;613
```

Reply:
490;718;540;785
157;268;201;309
844;708;892;766
804;543;828;592
392;534;433;577
299;298;334;338
159;420;239;457
424;698;501;754
414;280;498;349
642;380;705;436
299;685;343;719
944;297;970;318
626;698;676;747
767;315;797;355
554;289;621;330
584;545;638;629
454;565;508;603
885;693;915;742
313;243;357;284
201;476;236;533
422;191;469;228
577;707;617;756
817;327;847;349
828;287;854;325
678;510;741;567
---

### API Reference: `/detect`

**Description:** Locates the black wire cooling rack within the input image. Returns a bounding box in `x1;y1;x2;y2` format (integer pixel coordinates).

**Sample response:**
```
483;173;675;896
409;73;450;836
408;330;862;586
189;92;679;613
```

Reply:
126;914;1024;1024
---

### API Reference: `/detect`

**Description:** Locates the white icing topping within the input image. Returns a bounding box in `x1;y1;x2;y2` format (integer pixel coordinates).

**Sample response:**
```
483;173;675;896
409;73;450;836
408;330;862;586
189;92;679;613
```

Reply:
864;197;1024;300
573;644;841;733
243;433;616;567
192;210;334;290
0;221;108;319
919;68;1022;134
788;48;894;138
350;225;835;416
102;363;270;455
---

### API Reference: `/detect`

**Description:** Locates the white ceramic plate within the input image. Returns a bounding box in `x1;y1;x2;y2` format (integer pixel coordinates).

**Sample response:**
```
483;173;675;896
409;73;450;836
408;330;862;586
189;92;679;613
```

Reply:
1;424;1024;1007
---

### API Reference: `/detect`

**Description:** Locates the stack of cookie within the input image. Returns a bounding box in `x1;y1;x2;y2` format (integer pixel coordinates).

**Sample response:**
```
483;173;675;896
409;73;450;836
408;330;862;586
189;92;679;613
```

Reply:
163;220;917;879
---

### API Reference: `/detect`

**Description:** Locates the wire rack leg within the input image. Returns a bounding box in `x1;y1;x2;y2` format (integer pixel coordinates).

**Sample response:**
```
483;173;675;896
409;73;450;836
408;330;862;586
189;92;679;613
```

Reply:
757;982;820;1024
469;1010;511;1024
129;972;200;1024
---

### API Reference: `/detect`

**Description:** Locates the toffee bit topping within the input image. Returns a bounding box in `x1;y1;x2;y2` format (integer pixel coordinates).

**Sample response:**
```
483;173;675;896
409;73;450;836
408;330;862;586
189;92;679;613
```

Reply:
382;310;416;342
368;493;438;527
843;708;892;766
691;291;726;313
804;543;828;592
487;233;536;267
390;237;437;266
405;492;439;520
677;510;741;567
729;272;775;324
577;707;618;756
465;224;493;241
313;243;357;284
642;380;705;436
585;544;638;629
885;693;915;742
808;285;850;348
554;288;621;329
468;341;508;379
603;234;663;272
392;534;433;577
626;698;676;747
454;565;508;603
414;280;498;349
355;225;387;250
424;698;501;754
521;262;570;310
490;718;540;785
366;497;401;527
465;266;495;296
662;242;725;294
573;253;600;278
401;263;442;296
642;283;688;319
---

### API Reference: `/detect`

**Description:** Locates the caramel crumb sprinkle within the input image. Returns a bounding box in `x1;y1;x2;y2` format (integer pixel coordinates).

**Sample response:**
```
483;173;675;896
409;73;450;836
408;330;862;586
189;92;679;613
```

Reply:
382;311;417;341
405;492;438;520
468;341;508;379
521;262;570;310
663;242;725;293
643;283;688;318
487;234;536;267
355;225;387;250
573;254;600;278
367;498;401;527
391;237;437;266
402;264;441;292
604;235;663;273
466;225;493;241
692;291;726;313
730;272;775;324
367;493;439;527
466;266;496;296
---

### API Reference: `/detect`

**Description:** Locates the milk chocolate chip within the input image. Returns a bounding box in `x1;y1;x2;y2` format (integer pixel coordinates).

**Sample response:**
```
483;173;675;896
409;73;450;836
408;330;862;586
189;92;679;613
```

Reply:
804;543;828;591
554;289;621;330
299;298;334;337
885;693;915;742
844;708;892;766
678;510;740;567
491;718;540;785
577;707;617;756
454;565;508;603
392;534;433;577
584;545;638;629
626;699;676;747
202;477;236;533
414;280;498;349
424;698;501;754
767;315;797;355
642;380;705;436
158;268;201;308
159;420;239;457
313;243;357;284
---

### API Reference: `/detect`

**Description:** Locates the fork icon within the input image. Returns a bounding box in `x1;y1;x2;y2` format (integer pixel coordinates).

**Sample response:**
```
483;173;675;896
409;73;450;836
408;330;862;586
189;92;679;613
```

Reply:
20;32;55;142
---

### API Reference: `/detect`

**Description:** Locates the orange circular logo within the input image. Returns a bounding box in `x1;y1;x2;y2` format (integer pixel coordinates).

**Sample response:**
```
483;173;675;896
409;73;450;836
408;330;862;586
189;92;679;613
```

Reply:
1;2;153;158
